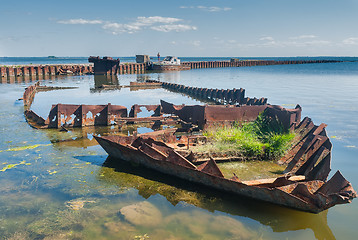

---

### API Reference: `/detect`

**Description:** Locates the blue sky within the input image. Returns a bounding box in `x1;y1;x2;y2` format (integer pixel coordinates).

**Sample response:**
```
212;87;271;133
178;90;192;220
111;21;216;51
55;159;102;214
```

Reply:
1;0;358;57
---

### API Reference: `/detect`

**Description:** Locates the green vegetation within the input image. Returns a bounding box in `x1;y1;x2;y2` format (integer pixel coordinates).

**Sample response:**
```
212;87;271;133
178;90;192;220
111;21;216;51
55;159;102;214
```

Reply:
0;143;51;152
202;112;295;160
0;160;31;172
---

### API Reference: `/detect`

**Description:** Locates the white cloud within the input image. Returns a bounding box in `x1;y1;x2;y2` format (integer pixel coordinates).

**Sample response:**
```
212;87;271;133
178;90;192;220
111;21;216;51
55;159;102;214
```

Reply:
57;18;103;24
343;37;358;45
298;40;331;46
259;36;276;46
289;35;317;40
57;16;196;34
191;40;201;47
216;36;332;50
257;36;331;47
279;40;331;47
151;24;197;32
102;22;141;34
260;36;274;41
180;6;232;12
136;16;181;25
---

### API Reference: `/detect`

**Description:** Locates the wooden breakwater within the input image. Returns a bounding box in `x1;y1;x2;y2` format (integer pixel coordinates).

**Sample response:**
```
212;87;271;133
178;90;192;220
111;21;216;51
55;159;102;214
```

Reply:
0;64;93;79
89;57;341;75
147;80;267;105
182;59;340;69
1;59;341;80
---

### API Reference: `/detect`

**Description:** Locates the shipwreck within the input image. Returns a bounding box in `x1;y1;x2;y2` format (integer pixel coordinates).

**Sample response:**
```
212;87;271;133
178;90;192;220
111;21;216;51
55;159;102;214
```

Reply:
22;81;356;213
94;100;356;213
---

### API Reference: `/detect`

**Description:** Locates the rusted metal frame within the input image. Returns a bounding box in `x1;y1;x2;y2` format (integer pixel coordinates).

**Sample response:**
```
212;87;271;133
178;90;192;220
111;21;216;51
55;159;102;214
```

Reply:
197;157;225;177
24;110;46;127
56;104;81;128
128;104;161;118
46;104;59;127
284;133;323;173
294;146;330;177
191;156;257;164
187;135;207;149
160;101;301;131
131;137;197;169
116;116;177;124
23;81;41;107
288;135;329;174
36;86;78;92
166;150;198;169
288;182;325;207
292;120;316;145
284;123;328;172
306;152;332;181
138;142;168;161
316;171;356;207
278;119;316;164
263;105;302;130
45;103;127;128
95;135;353;213
243;175;306;188
204;105;268;123
81;105;109;127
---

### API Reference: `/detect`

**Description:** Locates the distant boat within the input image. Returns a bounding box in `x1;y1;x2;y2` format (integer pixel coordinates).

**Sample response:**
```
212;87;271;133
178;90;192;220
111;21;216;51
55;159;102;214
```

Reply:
152;56;183;71
47;56;57;59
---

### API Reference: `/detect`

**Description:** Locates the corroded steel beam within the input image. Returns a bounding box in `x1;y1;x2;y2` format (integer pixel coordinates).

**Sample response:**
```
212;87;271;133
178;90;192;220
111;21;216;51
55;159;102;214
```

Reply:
128;104;161;118
160;100;301;129
46;103;127;128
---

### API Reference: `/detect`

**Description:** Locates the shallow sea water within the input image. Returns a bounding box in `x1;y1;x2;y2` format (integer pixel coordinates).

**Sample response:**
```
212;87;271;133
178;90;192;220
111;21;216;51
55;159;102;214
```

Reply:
1;60;358;239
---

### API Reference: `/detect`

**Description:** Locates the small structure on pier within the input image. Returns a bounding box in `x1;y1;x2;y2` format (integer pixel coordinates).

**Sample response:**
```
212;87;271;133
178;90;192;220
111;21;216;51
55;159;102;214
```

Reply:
136;55;151;63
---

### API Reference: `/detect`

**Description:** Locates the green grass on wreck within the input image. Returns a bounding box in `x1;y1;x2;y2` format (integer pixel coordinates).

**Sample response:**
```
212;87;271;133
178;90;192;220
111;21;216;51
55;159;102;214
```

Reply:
199;112;295;160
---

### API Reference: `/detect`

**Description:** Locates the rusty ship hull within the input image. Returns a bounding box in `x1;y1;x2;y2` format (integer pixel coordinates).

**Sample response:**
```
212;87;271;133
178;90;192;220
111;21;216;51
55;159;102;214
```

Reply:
95;135;356;213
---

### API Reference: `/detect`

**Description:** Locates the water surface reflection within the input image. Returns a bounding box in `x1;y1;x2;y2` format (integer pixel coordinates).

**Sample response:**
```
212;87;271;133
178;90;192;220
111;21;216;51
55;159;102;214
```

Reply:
101;157;335;240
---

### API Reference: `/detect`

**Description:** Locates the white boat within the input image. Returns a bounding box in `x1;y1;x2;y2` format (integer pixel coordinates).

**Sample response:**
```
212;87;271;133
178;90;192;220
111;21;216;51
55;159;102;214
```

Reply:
152;56;183;71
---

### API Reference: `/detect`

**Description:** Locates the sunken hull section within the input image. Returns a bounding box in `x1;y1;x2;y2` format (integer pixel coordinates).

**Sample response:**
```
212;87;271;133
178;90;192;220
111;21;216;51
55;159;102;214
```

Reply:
95;135;356;213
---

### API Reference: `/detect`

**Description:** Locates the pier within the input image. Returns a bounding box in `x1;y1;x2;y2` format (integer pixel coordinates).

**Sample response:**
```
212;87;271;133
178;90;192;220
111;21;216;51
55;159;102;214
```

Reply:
1;58;341;80
0;64;93;80
89;57;341;75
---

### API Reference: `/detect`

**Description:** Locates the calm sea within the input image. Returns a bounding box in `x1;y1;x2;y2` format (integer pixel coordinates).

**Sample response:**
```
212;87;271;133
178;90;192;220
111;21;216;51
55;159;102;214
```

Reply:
1;56;357;65
0;57;357;239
